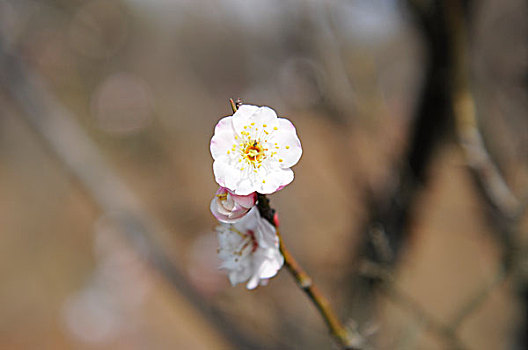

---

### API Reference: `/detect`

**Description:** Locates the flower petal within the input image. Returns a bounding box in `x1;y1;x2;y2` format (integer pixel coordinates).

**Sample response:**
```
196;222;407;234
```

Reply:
256;219;279;249
258;253;283;279
210;117;236;160
213;157;242;190
231;192;257;209
246;274;260;290
232;105;278;134
216;207;283;289
231;176;256;196
268;118;302;168
257;168;294;194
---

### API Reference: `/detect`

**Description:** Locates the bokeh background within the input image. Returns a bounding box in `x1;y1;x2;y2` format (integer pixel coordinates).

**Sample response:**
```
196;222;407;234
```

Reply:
1;0;527;349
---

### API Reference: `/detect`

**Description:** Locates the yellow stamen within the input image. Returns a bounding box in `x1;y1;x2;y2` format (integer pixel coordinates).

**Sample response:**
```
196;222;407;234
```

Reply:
216;193;228;200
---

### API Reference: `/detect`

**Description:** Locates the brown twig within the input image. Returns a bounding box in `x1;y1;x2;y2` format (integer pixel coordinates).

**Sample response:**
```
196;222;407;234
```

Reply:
447;0;520;219
231;97;360;349
254;181;361;349
229;98;238;113
277;230;359;349
228;101;355;348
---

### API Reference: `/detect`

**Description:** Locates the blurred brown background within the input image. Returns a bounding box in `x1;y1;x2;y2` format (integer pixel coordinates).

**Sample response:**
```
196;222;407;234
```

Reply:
0;0;527;349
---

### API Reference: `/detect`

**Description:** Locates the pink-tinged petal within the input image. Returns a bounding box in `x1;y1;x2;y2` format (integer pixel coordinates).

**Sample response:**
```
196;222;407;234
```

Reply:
231;191;257;209
211;191;253;223
215;186;228;195
215;187;234;209
210;198;226;221
258;168;294;194
213;158;241;190
210;117;236;160
214;116;234;134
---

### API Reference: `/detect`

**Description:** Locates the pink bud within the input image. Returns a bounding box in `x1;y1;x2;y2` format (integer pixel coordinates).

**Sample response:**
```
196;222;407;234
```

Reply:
210;187;257;223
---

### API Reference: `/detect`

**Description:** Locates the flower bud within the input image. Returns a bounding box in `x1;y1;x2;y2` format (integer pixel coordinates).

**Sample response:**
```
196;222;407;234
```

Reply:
210;187;256;223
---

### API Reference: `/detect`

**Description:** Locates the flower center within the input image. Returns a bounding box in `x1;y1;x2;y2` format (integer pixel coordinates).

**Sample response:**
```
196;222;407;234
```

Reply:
230;228;259;257
243;141;266;165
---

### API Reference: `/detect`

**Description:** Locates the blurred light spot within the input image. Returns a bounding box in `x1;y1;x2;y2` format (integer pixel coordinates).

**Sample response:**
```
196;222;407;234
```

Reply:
63;288;121;344
220;0;285;29
68;0;128;59
91;73;154;135
186;232;225;295
62;215;152;344
335;0;402;44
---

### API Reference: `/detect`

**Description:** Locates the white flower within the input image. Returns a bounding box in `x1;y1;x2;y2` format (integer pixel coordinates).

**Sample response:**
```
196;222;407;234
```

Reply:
210;186;256;223
210;105;302;195
216;207;284;289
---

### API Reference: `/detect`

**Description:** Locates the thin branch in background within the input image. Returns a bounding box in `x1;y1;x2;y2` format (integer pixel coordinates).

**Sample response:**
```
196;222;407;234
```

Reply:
449;266;508;330
382;284;468;350
446;1;528;348
363;0;454;265
300;1;357;123
0;39;268;350
447;0;521;220
359;261;468;350
347;0;455;324
446;0;524;254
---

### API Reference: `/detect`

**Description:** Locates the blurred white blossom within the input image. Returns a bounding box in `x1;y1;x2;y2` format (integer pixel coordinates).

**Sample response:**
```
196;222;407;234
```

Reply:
216;207;283;289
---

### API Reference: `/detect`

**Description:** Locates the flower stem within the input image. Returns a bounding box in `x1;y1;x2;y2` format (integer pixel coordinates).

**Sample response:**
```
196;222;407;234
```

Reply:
256;194;358;350
229;98;238;113
278;230;356;349
231;98;359;349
